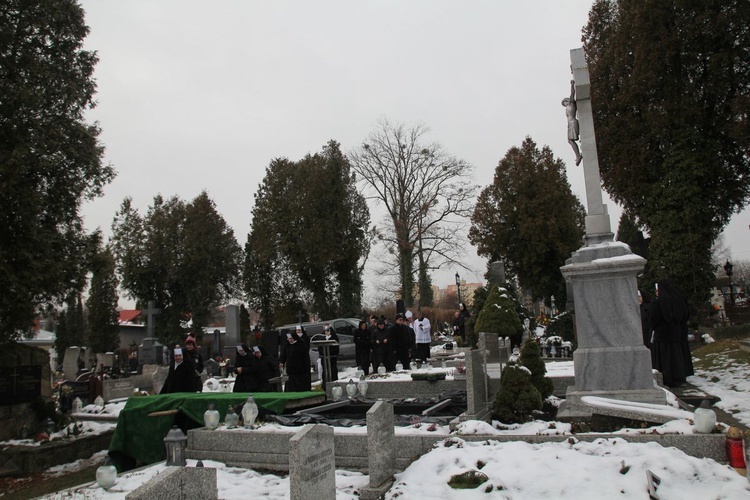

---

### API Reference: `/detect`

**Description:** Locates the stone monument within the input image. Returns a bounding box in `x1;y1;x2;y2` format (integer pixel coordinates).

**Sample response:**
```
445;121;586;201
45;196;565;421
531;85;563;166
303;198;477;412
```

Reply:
558;48;665;419
289;424;336;500
225;305;241;348
62;346;81;381
360;401;396;499
138;301;163;365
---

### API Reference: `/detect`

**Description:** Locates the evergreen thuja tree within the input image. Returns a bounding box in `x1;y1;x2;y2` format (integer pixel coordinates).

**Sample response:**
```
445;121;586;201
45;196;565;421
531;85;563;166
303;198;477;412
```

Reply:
86;247;120;354
493;363;542;424
473;285;524;348
519;340;554;400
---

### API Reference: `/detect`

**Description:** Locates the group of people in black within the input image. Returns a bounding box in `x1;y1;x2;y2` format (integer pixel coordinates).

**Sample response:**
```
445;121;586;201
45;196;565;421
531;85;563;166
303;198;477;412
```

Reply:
232;343;278;392
354;313;419;376
160;333;279;394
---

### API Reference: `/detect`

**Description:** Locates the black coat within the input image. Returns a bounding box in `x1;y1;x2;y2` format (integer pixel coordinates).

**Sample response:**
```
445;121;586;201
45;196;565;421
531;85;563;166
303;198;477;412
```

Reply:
233;352;254;392
248;353;277;392
281;339;311;392
649;284;694;386
161;361;197;394
353;326;371;354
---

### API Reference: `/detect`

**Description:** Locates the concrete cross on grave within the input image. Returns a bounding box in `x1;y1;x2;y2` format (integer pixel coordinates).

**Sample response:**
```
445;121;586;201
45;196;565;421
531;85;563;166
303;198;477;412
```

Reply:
142;300;161;339
569;47;613;246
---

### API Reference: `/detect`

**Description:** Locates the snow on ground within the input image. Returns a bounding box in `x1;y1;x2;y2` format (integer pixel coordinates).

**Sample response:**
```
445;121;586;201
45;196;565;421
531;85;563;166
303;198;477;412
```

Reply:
17;353;750;499
35;438;750;499
689;349;750;427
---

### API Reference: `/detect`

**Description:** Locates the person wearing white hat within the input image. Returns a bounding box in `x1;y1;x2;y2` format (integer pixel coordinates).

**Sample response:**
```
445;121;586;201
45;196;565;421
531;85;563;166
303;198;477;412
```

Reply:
160;347;198;394
279;327;311;392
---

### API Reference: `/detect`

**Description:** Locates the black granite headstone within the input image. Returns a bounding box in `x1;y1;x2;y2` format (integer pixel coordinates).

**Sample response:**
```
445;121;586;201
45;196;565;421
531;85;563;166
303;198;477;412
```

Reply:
0;365;42;405
59;380;92;412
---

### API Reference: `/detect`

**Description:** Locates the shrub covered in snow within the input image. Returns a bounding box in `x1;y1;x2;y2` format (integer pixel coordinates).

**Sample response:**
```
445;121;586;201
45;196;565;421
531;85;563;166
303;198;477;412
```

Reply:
474;286;523;346
493;363;542;424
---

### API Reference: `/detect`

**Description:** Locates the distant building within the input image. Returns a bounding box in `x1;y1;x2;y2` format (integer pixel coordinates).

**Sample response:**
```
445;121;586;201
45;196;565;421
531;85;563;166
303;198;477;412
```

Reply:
431;282;484;307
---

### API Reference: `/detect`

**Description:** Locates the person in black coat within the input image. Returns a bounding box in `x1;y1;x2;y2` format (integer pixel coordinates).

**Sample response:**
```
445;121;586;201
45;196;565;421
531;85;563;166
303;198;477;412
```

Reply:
371;318;394;372
638;289;653;352
353;320;371;375
280;327;311;392
248;345;277;392
232;344;254;392
161;348;198;394
390;314;412;368
183;337;204;392
649;278;694;387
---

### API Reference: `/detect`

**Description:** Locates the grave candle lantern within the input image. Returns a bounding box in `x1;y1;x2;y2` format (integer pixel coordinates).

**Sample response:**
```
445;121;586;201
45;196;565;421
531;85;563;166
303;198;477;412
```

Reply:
96;456;117;490
331;385;343;400
203;402;220;430
726;426;746;472
346;379;357;397
163;426;187;466
242;395;259;429
224;404;239;428
693;400;716;434
357;377;369;397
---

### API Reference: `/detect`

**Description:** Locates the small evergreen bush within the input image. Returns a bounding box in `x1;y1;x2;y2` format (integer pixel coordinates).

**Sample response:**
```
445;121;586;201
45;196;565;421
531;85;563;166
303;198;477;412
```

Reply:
493;363;542;424
474;286;523;347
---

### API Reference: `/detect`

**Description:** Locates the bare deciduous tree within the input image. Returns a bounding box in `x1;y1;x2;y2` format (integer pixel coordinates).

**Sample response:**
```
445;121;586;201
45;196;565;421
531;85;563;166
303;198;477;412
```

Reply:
350;119;477;307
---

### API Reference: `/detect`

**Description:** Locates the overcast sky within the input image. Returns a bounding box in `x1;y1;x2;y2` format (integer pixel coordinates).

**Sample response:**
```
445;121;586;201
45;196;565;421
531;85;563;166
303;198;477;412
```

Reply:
77;1;750;306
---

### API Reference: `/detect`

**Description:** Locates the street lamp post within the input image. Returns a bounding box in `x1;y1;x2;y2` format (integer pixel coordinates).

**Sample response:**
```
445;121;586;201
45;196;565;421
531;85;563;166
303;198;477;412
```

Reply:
724;260;734;307
455;272;462;308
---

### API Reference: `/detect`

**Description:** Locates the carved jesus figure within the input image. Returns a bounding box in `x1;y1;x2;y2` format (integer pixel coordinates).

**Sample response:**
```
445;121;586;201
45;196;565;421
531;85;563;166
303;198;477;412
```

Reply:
562;79;583;166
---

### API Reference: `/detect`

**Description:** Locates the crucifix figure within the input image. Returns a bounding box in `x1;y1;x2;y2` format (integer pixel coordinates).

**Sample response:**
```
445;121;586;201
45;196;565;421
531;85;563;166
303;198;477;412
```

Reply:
562;79;582;166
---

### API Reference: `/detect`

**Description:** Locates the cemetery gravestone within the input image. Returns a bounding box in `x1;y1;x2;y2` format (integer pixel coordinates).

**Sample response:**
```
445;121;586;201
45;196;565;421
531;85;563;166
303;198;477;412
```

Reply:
0;365;41;405
289;424;336;500
360;401;395;499
96;353;114;372
225;305;241;348
63;346;81;381
461;349;491;422
478;332;502;395
59;380;92;412
138;338;163;366
489;261;506;286
138;301;163;365
125;465;218;500
102;378;135;402
151;366;170;394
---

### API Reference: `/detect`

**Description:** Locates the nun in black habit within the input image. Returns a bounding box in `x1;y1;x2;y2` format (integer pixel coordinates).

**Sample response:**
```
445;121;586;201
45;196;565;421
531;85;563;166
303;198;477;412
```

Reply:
280;326;311;392
649;278;694;387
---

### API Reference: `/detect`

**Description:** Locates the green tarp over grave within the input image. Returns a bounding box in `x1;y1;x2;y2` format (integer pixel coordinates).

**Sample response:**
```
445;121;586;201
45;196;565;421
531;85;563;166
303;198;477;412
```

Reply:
108;392;317;468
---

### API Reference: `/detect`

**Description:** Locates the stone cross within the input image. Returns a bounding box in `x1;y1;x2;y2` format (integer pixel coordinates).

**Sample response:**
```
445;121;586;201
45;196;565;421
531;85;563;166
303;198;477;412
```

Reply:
570;47;613;244
142;300;161;339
